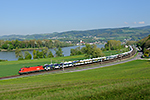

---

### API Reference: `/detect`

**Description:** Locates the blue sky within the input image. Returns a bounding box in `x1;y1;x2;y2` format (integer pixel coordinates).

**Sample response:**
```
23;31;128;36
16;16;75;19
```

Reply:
0;0;150;36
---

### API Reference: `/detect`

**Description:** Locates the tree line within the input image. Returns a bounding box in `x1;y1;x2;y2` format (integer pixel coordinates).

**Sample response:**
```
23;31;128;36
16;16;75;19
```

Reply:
70;40;126;58
15;39;125;60
104;40;121;51
70;44;104;58
0;39;73;51
15;43;104;60
15;47;64;60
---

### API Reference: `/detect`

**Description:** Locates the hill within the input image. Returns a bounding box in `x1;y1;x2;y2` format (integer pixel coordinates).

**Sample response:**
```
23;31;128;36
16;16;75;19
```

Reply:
0;60;150;99
137;35;150;57
0;26;150;43
137;35;150;50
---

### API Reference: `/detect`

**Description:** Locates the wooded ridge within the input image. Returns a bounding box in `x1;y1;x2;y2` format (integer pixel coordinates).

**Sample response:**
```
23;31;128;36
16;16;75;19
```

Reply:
0;26;150;42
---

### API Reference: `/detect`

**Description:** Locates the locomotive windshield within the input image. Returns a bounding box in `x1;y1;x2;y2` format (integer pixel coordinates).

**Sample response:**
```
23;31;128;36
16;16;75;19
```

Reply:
19;69;21;71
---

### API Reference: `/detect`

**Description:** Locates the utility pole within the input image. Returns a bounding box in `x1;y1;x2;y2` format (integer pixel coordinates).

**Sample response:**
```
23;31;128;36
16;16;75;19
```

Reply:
63;60;64;71
121;55;122;61
109;42;110;51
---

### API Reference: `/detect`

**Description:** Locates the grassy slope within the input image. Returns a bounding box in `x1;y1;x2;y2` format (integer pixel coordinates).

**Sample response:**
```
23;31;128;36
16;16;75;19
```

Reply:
0;55;85;77
0;60;149;100
0;48;127;77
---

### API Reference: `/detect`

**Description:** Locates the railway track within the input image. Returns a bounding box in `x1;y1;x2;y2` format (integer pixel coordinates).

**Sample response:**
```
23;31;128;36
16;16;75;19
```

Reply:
0;47;137;80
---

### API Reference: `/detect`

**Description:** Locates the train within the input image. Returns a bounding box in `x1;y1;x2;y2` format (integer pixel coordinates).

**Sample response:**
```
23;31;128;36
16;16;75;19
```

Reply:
18;45;134;75
18;65;44;75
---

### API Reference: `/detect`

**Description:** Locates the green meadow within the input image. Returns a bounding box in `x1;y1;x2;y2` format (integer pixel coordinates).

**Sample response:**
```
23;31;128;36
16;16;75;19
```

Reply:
0;60;149;100
0;55;85;77
0;49;127;77
103;47;129;56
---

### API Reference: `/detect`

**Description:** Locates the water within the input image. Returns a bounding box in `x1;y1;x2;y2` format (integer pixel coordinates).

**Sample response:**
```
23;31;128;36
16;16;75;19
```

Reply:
0;44;104;61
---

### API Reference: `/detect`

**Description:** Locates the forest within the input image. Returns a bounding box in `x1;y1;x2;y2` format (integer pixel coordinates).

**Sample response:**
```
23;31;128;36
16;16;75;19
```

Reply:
0;26;150;44
15;47;63;60
137;35;150;57
14;40;123;60
0;39;73;51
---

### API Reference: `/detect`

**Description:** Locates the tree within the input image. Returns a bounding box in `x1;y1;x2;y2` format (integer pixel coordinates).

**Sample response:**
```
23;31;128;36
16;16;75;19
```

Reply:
70;49;76;56
24;51;32;60
37;40;42;48
18;54;24;60
47;50;54;58
21;42;26;48
126;41;136;45
82;44;92;58
42;47;49;58
137;35;150;52
2;44;8;49
8;44;14;50
48;40;53;48
15;47;24;60
54;47;64;57
15;47;21;57
81;44;103;58
144;49;150;57
0;39;72;50
14;40;20;48
30;40;35;48
105;40;121;50
91;45;104;58
36;50;38;58
38;51;44;58
35;50;44;58
33;50;38;59
70;46;83;56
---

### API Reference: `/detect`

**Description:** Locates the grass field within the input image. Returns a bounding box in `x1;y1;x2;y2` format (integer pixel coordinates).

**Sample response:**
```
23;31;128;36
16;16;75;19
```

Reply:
0;60;149;100
0;48;128;77
103;47;129;56
0;55;85;77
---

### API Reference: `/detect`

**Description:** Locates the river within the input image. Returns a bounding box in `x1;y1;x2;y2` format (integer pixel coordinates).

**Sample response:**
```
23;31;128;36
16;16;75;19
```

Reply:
0;44;104;61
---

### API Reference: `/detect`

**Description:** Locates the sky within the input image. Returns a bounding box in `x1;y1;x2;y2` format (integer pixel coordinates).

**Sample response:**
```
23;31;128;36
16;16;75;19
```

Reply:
0;0;150;36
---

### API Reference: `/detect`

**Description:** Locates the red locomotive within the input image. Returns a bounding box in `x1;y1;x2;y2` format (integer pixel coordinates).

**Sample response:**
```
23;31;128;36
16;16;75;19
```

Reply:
18;65;44;75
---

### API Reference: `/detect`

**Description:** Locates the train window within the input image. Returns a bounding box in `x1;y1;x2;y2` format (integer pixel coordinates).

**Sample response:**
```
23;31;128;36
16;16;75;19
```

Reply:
19;69;21;71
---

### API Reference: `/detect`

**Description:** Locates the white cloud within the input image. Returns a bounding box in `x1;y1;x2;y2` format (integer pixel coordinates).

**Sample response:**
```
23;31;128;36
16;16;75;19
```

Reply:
124;22;128;24
134;22;136;24
139;21;145;24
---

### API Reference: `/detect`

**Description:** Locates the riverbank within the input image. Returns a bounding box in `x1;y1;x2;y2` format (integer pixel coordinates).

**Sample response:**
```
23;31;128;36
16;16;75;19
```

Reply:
0;46;70;52
0;48;45;52
0;45;105;61
0;44;105;52
0;59;7;62
0;46;130;77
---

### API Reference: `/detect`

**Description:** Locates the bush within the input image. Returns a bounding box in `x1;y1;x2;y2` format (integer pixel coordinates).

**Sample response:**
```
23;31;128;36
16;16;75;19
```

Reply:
24;51;32;59
144;49;150;58
18;57;24;60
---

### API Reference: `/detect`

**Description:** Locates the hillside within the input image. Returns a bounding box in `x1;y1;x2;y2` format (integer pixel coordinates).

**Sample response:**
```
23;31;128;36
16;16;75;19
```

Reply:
137;35;150;57
0;26;150;43
0;60;150;100
137;35;150;50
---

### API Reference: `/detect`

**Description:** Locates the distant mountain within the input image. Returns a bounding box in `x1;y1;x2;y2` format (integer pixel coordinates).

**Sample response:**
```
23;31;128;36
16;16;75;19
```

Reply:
135;25;150;30
0;25;150;42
